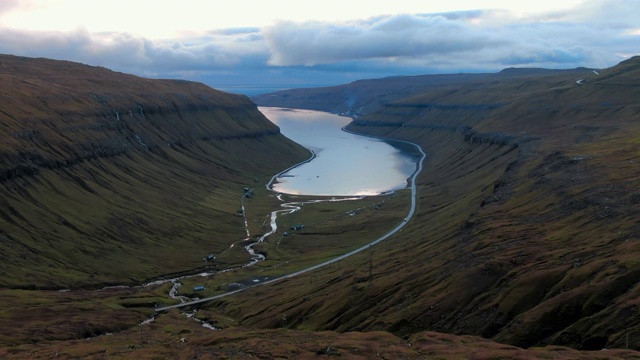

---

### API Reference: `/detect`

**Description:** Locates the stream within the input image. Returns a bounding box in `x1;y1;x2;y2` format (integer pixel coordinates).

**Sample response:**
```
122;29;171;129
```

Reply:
138;189;367;329
138;107;425;327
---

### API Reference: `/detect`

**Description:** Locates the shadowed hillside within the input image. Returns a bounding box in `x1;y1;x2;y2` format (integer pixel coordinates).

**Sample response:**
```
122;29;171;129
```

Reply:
243;57;640;350
252;67;595;117
4;310;640;359
0;54;308;288
2;54;640;358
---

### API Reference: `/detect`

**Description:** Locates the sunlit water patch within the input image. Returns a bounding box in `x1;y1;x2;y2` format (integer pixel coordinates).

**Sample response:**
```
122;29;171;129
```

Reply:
260;107;421;196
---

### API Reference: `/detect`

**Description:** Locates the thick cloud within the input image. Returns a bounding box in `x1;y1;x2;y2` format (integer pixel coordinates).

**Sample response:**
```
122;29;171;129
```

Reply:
0;0;637;91
262;5;638;71
0;26;270;77
263;13;503;66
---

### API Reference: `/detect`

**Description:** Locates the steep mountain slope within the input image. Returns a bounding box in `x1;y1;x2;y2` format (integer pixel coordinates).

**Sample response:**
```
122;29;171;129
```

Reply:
0;54;308;287
240;57;640;350
1;54;639;359
252;67;594;116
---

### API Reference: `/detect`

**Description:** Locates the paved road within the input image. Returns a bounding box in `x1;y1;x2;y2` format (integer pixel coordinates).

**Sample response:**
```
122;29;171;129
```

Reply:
155;134;425;312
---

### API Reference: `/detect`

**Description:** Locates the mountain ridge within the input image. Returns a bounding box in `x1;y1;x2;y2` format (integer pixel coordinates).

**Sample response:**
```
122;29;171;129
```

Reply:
0;54;308;288
2;54;640;358
244;57;640;350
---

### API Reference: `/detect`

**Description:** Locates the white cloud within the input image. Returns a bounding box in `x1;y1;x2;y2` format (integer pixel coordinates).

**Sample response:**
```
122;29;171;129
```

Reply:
0;0;637;90
0;0;29;15
0;26;269;76
263;13;503;66
262;3;639;70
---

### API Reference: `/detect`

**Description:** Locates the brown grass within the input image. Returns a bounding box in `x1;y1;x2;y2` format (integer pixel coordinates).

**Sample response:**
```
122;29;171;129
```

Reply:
237;56;640;350
3;54;640;356
3;310;639;359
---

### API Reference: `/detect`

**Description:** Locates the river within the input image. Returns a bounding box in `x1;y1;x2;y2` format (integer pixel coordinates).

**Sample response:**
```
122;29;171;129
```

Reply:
259;107;421;196
153;107;426;312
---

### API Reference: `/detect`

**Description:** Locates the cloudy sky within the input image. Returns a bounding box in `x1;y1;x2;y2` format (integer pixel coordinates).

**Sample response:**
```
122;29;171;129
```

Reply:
1;0;638;94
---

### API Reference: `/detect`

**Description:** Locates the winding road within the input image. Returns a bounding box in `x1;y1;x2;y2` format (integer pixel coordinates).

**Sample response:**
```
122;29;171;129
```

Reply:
155;133;426;312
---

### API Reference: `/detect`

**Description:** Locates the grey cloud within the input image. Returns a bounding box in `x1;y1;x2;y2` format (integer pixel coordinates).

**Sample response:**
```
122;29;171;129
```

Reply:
0;0;637;92
500;46;593;66
426;10;487;21
264;14;501;66
262;2;638;71
0;27;94;59
0;26;269;76
207;27;262;36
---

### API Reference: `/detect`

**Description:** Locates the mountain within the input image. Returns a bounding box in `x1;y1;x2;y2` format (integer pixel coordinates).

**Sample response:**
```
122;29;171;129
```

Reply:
247;57;640;350
2;54;640;358
252;67;595;117
0;54;308;288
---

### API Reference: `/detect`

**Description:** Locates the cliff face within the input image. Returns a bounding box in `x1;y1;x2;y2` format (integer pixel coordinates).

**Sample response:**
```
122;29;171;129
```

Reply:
0;55;282;181
245;58;640;350
0;55;308;287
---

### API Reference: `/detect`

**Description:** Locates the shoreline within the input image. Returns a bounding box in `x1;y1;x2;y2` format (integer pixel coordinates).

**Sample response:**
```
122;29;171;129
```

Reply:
156;113;426;311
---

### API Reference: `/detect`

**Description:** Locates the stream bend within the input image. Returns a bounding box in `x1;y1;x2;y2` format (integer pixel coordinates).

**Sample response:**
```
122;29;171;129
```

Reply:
155;133;426;312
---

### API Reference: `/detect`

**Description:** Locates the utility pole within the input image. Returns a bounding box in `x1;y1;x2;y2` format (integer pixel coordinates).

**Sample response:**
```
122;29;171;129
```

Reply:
627;332;629;349
350;276;356;307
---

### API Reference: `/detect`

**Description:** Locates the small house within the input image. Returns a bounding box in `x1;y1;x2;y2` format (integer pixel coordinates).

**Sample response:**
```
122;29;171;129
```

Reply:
193;285;205;292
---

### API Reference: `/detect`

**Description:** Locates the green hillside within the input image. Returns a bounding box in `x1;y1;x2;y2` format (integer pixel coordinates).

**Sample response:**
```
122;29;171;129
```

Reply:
0;54;309;287
2;54;640;359
246;57;640;350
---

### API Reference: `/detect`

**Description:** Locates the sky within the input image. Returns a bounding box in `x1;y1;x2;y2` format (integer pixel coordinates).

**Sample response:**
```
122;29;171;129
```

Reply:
0;0;638;94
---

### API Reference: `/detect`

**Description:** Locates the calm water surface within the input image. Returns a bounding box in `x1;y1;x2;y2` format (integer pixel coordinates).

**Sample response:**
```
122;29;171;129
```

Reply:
260;107;421;196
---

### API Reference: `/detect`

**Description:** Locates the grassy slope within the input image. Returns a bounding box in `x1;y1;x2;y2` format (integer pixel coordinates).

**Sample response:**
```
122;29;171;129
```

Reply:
2;54;640;358
235;57;640;350
252;67;593;116
0;54;309;287
3;310;640;359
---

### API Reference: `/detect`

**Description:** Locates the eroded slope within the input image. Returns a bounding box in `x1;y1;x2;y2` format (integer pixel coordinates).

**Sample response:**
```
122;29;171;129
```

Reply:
241;57;640;350
0;54;308;287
